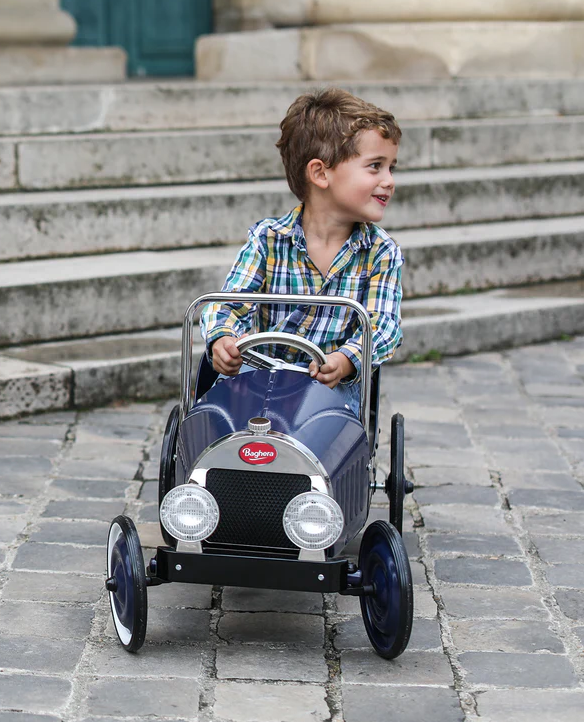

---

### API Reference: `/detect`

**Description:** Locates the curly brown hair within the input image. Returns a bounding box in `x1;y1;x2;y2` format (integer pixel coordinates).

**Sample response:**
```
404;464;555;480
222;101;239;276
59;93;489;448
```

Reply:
276;87;401;201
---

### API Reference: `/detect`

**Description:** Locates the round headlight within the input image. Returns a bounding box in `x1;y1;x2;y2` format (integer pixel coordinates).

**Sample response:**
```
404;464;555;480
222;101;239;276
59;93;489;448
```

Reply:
283;492;344;550
160;484;219;542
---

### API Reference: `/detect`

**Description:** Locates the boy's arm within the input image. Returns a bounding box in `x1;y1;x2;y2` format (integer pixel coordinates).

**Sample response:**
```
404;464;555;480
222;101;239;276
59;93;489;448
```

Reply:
200;229;267;347
337;247;404;382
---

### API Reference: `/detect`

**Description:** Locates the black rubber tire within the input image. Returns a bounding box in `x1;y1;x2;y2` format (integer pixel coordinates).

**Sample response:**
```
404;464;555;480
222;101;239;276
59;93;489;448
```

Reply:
159;404;180;547
387;413;405;535
359;520;413;659
106;515;148;653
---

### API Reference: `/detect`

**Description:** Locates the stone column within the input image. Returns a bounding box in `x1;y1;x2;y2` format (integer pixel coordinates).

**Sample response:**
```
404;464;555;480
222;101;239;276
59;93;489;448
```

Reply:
200;0;584;81
0;0;126;85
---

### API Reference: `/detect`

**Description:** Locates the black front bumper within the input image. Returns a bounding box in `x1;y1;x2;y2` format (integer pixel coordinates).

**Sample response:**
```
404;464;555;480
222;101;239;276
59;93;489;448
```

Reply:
151;546;349;593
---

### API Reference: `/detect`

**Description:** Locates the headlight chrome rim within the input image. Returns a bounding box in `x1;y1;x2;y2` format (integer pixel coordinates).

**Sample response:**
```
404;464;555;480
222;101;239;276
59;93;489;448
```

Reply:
283;491;344;550
160;484;220;543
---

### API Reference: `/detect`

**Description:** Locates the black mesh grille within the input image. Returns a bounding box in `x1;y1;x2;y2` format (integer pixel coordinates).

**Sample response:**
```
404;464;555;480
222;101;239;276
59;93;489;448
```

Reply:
205;468;311;549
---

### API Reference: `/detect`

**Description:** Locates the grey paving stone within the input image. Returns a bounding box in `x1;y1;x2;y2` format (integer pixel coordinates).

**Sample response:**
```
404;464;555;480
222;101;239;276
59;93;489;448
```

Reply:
218;612;324;647
420;504;509;534
426;533;521;557
476;688;584;722
0;477;48;497
341;649;453;685
81;407;155;426
435;557;532;586
335;616;441;652
29;519;109;545
136;503;159;522
459;651;578;688
141;460;159;480
0;517;28;543
106;607;211;644
85;677;199;718
221;588;323;614
68;442;143;461
0;601;94;639
0;674;71;715
12;543;104;574
336;585;437;619
490;447;571;472
0;714;61;722
216;646;328;682
574;626;584;645
414;486;499;506
146;582;212;609
57;458;140;480
87;640;203;677
75;425;146;443
546;564;584;589
0;634;85;673
406;448;488;469
553;589;584;621
342;685;464;722
42;499;126;521
440;586;549;620
557;438;584;463
213;681;329;722
472;424;547;439
450;619;564;653
2;571;103;603
47;478;132;499
405;420;472;449
0;439;62;457
0;422;69;440
522;511;584;536
0;456;53;479
495;470;582;491
509;489;584;511
139;480;158;502
541;406;584;427
412;465;492;487
462;406;535;425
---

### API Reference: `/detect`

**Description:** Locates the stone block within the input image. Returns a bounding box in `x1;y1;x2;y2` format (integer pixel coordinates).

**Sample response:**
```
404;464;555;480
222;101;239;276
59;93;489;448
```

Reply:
414;486;499;506
509;488;584;510
546;564;584;589
0;635;84;674
221;587;323;614
335;616;441;652
342;684;464;722
500;470;582;491
412;466;492;487
420;504;509;534
532;536;584;564
341;649;453;685
522;511;584;536
0;47;126;86
42;499;126;521
440;587;549;620
0;601;94;639
216;646;328;682
136;607;210;644
435;557;532;586
56;458;139;481
0;140;15;189
554;589;584;621
196;22;584;82
213;681;329;722
0;1;76;44
426;533;521;557
450;619;564;653
146;581;212;610
85;678;199;719
12;542;104;574
476;689;584;722
0;674;71;715
218;612;324;647
87;641;203;678
459;651;578;687
2;570;102;603
0;356;71;419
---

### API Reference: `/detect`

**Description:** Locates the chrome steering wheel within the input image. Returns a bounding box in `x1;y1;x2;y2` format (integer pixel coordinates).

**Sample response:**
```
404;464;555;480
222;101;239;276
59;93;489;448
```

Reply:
235;331;327;374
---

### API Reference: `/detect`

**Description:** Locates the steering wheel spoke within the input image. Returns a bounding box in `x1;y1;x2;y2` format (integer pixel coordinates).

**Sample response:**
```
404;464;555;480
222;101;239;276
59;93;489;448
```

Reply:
235;331;327;374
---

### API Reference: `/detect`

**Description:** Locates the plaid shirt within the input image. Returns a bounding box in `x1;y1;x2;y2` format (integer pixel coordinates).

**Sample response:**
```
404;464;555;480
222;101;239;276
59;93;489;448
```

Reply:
200;205;404;382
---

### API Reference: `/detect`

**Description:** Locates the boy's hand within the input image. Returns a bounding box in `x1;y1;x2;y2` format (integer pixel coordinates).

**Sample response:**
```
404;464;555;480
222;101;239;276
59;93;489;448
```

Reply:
309;352;355;389
211;335;244;375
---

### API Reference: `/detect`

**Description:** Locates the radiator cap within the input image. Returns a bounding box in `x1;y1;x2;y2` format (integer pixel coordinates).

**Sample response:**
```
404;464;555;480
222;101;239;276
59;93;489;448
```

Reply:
248;417;271;434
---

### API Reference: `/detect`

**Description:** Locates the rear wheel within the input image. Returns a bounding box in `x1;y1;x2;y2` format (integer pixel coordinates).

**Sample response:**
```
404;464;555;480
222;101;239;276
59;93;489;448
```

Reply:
106;515;148;653
359;520;413;659
159;404;180;547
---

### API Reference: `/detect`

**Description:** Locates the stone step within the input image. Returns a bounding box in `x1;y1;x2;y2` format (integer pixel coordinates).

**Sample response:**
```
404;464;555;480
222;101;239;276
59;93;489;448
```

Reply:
3;161;584;262
2;280;582;419
2;216;583;346
3;115;584;192
1;77;584;137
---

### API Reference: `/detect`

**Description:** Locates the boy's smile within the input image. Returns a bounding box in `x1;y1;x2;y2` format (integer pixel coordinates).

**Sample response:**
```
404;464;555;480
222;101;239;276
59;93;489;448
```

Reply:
323;129;398;226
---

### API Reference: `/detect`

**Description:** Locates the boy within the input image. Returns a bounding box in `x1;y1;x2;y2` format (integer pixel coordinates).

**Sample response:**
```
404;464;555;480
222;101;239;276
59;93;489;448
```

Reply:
200;87;403;416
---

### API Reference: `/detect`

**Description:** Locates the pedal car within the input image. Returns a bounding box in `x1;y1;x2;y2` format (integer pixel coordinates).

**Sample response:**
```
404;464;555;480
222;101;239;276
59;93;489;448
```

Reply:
106;292;414;658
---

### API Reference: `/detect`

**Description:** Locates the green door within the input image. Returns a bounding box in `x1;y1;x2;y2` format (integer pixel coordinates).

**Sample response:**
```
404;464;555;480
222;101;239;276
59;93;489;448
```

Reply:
61;0;213;77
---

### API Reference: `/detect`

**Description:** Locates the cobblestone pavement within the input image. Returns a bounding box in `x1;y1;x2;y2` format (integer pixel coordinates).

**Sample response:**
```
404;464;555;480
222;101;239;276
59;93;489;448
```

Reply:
0;336;583;722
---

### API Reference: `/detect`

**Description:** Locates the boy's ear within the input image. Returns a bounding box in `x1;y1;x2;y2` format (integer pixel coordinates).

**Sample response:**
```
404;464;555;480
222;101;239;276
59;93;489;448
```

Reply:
306;159;329;190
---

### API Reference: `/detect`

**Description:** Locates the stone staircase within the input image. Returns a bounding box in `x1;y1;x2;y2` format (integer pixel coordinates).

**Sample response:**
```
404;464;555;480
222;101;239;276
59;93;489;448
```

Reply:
1;78;583;418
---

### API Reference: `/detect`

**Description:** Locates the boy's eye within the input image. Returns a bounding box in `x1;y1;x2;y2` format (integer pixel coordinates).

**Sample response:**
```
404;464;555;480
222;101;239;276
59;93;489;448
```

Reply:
369;162;381;170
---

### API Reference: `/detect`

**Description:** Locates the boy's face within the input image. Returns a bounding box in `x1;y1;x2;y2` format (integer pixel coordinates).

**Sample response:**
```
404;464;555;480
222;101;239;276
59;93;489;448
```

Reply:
321;130;398;225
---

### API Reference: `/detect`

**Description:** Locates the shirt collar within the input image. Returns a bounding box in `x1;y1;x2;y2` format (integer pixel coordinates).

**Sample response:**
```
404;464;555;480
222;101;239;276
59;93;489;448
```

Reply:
270;204;374;251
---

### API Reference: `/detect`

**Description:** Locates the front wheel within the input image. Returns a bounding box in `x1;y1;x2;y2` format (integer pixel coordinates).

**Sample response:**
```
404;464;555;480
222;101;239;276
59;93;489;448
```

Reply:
159;404;180;547
106;515;148;653
359;520;413;659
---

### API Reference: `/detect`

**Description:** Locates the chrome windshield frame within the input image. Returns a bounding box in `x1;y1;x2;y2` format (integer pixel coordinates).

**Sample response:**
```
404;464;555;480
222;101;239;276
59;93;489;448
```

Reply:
181;292;373;427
